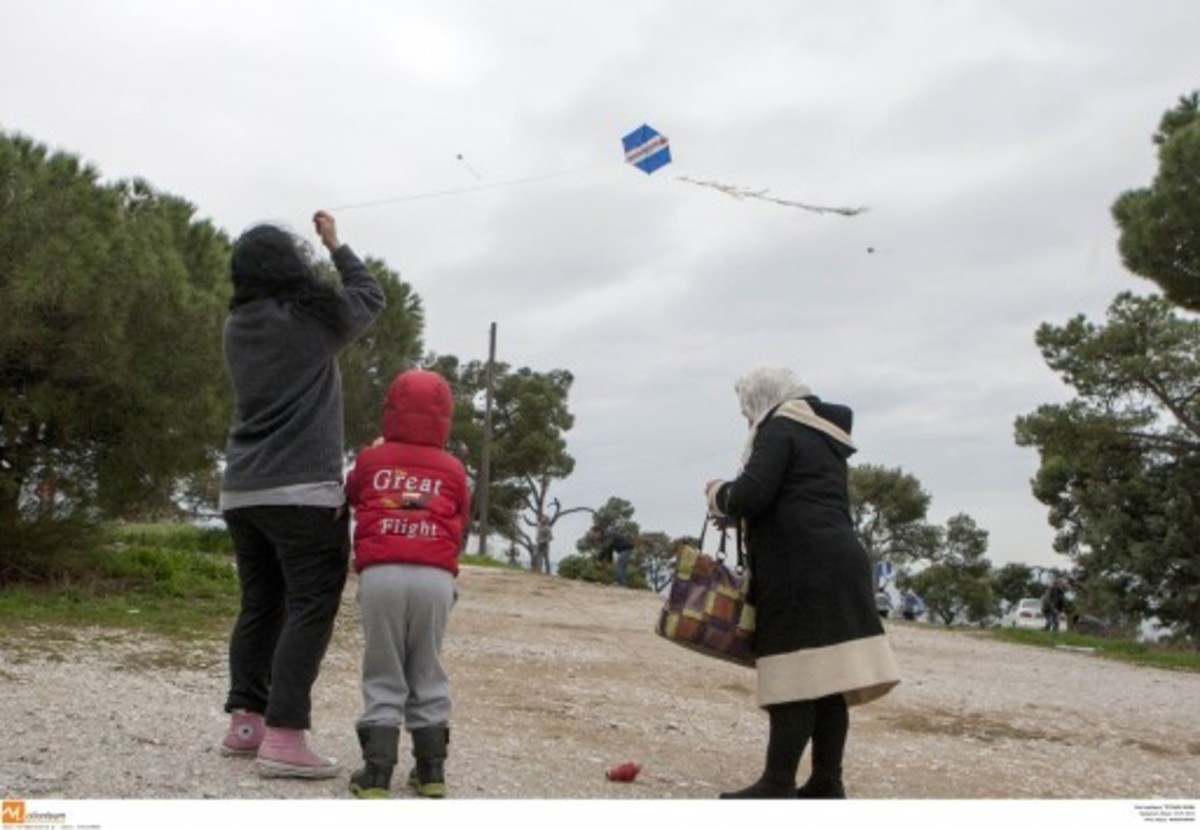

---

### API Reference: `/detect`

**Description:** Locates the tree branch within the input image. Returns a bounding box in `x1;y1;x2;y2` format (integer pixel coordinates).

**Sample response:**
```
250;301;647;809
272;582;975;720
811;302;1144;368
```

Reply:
551;505;596;523
1139;375;1200;440
1128;430;1200;454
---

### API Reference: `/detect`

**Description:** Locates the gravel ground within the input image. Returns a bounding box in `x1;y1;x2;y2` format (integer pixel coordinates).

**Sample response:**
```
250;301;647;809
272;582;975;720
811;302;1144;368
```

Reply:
2;564;1198;803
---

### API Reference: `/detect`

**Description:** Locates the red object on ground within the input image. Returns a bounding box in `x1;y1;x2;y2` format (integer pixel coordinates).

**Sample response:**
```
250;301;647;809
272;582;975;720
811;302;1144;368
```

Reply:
606;762;642;782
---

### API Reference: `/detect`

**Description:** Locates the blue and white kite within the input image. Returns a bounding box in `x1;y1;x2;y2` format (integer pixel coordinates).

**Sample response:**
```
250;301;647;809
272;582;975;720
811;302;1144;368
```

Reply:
621;121;866;216
622;124;672;175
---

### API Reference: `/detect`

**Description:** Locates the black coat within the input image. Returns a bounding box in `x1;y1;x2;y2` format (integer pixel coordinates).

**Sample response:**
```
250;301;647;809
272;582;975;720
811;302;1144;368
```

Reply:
714;397;899;707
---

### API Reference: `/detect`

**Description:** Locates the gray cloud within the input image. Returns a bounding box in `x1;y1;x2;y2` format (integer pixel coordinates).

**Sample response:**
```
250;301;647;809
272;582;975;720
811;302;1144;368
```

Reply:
2;0;1194;569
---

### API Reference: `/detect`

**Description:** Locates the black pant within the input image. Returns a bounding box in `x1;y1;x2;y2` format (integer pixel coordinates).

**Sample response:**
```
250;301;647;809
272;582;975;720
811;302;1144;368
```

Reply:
223;505;350;729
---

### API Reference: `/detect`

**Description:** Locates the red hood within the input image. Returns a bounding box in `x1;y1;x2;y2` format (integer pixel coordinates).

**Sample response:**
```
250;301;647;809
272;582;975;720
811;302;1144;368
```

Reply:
381;370;453;447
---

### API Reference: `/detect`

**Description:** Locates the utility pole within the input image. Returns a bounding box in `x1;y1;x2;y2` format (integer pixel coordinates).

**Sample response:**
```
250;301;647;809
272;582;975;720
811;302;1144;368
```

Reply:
476;322;497;557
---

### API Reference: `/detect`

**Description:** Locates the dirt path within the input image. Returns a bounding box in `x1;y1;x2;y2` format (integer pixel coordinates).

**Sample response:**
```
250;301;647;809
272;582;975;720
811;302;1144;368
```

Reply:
2;565;1198;802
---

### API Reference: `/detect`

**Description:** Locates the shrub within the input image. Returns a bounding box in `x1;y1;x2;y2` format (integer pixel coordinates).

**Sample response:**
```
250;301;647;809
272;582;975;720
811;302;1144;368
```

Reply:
0;516;101;586
557;554;615;585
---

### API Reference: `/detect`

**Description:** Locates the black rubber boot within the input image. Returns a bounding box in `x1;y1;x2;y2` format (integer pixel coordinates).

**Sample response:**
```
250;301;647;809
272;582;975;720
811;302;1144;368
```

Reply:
349;724;400;799
718;772;796;799
795;775;846;799
407;725;449;798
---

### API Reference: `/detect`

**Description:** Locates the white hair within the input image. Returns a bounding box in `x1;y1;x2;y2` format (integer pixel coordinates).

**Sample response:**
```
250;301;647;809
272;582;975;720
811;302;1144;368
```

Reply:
734;366;812;426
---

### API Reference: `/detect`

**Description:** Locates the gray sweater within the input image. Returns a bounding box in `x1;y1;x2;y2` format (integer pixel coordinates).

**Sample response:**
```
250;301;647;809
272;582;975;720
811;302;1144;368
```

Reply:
221;245;386;493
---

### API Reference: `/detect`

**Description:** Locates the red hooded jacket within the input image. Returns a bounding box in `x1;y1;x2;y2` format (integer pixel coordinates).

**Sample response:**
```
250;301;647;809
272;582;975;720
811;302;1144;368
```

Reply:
346;370;470;575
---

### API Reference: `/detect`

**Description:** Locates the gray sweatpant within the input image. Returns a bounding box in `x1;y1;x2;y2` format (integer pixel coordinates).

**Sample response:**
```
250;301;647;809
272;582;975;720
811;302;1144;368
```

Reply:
356;563;455;730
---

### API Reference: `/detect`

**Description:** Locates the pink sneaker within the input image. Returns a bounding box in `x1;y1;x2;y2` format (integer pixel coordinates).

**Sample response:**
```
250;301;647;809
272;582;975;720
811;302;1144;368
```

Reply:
255;727;340;779
220;710;265;757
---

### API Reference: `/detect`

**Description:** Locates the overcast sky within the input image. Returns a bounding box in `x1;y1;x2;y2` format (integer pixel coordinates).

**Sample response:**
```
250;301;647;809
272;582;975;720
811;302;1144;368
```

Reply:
3;1;1196;571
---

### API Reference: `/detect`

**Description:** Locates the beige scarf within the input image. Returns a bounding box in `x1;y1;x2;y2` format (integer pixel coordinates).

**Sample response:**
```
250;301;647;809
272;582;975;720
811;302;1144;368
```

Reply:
740;398;855;467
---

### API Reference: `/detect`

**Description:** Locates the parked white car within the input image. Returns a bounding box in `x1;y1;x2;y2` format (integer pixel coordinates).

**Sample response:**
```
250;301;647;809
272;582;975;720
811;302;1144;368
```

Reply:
1002;598;1045;630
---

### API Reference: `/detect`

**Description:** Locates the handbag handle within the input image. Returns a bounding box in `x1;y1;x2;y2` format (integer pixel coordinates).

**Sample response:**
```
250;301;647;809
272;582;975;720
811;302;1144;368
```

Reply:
699;514;746;574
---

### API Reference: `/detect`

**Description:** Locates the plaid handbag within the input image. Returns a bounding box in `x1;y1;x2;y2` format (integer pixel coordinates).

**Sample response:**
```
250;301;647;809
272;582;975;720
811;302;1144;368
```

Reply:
654;518;756;667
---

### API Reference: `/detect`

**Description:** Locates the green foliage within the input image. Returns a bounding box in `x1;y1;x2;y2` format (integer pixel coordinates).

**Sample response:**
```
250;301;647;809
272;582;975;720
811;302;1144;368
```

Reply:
459;552;522;570
0;521;238;638
1112;92;1200;311
340;258;425;452
990;628;1200;672
0;133;429;584
990;562;1042;608
556;553;614;584
1067;572;1144;639
904;514;995;625
0;133;233;570
637;531;676;592
908;562;995;626
938;513;989;565
556;498;654;589
83;523;234;600
101;522;232;554
575;496;639;556
1015;291;1200;638
0;515;100;585
94;545;233;600
848;464;941;570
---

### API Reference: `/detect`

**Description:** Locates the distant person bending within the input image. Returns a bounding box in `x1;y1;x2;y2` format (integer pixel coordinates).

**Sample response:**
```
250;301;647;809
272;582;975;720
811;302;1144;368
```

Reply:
704;366;900;799
218;211;386;778
600;527;636;587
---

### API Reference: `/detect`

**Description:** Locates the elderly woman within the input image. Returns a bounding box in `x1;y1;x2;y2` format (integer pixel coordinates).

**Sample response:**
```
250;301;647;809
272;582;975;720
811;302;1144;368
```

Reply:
705;366;900;799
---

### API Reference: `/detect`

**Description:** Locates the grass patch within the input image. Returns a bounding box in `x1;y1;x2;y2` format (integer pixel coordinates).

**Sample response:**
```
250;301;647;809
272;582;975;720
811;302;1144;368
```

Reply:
461;553;524;570
102;521;233;554
0;570;238;641
0;524;527;644
989;627;1200;672
0;522;238;642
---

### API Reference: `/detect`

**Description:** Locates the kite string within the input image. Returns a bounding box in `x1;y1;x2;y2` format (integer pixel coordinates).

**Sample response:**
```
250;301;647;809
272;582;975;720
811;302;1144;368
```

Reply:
328;161;618;212
327;159;866;218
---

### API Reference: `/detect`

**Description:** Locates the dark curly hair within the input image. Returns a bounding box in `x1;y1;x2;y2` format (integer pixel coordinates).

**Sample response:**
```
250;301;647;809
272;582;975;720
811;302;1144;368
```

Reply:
229;224;343;327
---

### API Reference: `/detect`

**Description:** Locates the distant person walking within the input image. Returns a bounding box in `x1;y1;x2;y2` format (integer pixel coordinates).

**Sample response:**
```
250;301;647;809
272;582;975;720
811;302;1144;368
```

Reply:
345;369;471;799
218;211;385;779
704;366;900;799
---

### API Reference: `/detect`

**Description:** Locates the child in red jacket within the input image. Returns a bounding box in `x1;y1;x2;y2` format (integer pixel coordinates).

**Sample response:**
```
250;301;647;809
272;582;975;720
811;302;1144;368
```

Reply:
344;369;471;799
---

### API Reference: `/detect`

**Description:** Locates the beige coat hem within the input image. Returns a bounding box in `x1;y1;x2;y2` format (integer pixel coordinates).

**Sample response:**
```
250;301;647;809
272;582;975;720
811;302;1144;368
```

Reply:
756;633;901;708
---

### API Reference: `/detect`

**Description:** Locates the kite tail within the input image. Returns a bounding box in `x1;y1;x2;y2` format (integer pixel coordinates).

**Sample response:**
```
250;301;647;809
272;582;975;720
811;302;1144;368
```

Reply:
676;176;867;216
